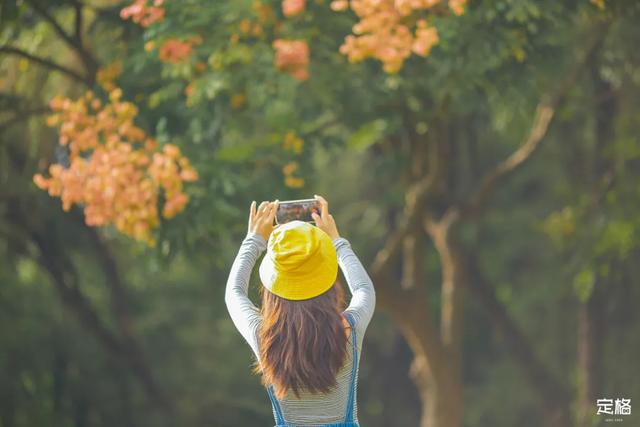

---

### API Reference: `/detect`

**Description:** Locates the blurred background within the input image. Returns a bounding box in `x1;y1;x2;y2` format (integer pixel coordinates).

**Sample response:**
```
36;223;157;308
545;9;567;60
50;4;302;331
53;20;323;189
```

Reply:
1;0;639;426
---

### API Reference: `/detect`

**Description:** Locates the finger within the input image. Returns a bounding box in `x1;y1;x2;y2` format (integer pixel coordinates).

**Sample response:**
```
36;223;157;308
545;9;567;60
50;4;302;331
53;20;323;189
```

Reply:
257;201;269;216
249;200;256;223
314;194;329;218
267;200;278;223
271;199;279;215
260;201;275;221
311;211;323;225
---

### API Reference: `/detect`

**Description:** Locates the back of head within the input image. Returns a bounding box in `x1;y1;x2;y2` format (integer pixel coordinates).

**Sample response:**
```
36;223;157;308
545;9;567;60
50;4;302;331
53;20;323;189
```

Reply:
254;219;348;399
253;281;349;399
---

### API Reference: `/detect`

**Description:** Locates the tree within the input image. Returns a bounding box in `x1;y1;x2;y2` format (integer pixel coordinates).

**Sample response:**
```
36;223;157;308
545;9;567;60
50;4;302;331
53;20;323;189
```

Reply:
2;0;640;426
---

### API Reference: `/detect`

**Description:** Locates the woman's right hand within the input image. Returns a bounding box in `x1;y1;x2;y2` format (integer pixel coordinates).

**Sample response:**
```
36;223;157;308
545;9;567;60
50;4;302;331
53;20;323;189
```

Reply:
248;200;278;241
312;194;340;240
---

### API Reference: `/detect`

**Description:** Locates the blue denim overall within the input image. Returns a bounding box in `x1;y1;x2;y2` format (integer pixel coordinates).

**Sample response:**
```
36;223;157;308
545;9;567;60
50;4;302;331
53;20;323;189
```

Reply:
265;312;360;427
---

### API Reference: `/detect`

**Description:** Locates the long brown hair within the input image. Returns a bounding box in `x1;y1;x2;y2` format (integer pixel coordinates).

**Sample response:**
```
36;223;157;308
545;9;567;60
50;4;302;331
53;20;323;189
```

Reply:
252;280;349;399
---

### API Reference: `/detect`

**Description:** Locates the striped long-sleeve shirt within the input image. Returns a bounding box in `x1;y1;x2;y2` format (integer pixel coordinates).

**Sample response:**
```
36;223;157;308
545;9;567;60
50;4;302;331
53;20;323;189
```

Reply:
225;231;376;425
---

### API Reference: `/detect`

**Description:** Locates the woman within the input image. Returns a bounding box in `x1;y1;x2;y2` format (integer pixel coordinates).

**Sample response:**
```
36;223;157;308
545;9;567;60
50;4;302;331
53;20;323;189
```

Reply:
225;194;376;426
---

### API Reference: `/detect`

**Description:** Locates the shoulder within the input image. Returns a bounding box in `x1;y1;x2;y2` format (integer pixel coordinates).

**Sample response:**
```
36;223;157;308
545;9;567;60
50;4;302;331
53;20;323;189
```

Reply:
343;309;369;346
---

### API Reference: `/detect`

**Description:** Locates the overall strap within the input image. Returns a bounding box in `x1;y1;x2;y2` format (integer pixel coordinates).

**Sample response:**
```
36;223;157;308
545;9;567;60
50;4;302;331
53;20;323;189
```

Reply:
343;312;358;423
267;384;286;425
260;329;286;425
267;313;359;427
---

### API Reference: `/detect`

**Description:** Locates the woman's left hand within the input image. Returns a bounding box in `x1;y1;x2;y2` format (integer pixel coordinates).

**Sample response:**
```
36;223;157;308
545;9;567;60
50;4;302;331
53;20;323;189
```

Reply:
248;200;279;241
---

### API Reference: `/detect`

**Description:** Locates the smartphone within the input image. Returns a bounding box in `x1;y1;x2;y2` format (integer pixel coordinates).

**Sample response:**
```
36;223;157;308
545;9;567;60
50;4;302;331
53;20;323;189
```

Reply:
275;198;321;225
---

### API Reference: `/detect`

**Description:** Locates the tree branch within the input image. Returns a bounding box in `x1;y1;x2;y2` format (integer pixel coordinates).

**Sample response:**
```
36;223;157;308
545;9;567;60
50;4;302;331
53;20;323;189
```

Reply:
0;106;51;134
26;0;98;81
460;21;609;218
392;284;452;385
27;0;78;51
73;0;84;46
0;46;89;84
77;215;174;413
6;198;172;417
371;137;447;284
29;228;126;357
423;209;464;360
401;129;429;292
462;101;555;217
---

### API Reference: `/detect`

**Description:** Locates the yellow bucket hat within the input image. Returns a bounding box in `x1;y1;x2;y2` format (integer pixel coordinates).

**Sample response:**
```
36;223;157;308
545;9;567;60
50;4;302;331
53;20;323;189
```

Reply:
259;220;338;300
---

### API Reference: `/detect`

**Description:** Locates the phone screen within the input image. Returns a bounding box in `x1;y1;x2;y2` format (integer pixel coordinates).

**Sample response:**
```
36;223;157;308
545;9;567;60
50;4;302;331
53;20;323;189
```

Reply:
276;199;321;224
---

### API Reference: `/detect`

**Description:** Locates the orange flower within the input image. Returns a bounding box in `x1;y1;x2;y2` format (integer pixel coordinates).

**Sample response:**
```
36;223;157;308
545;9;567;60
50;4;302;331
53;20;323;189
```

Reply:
330;0;349;11
158;38;198;64
34;88;199;245
449;0;466;15
273;39;309;81
96;60;123;91
231;93;247;109
120;0;165;27
282;161;298;175
412;20;439;57
282;0;306;17
282;161;305;188
285;176;305;188
333;0;451;72
253;1;275;23
239;19;252;34
283;131;304;154
184;83;195;97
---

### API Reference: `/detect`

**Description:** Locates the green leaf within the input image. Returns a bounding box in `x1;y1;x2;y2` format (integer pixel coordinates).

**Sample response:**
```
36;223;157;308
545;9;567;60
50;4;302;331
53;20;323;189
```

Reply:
573;268;595;303
148;82;183;109
347;120;387;151
215;143;255;162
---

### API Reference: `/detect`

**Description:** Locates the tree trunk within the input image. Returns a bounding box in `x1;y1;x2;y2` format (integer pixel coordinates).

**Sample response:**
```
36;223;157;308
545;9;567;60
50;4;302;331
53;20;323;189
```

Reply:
370;135;464;427
422;212;465;427
374;272;464;427
400;315;464;427
366;29;607;424
576;284;604;427
576;57;615;427
412;355;463;427
7;200;173;418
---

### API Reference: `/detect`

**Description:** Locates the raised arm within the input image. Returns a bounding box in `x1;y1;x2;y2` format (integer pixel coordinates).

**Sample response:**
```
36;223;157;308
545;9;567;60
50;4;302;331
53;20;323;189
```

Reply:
311;194;376;335
333;237;376;334
225;200;278;359
224;232;267;359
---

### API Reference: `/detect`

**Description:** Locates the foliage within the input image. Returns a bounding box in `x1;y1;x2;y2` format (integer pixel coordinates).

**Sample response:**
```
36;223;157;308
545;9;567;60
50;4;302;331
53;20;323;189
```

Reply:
33;88;198;244
1;0;640;426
